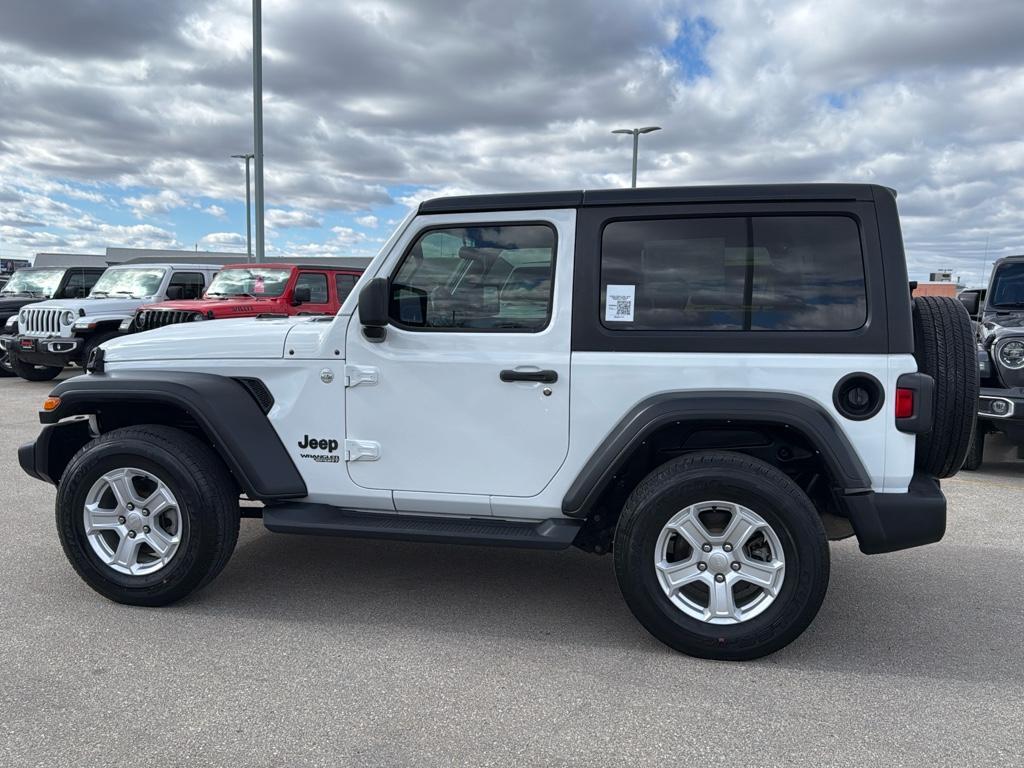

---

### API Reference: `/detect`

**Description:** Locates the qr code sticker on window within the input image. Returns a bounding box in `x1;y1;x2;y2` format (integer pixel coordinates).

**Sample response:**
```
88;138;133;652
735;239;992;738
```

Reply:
605;284;636;322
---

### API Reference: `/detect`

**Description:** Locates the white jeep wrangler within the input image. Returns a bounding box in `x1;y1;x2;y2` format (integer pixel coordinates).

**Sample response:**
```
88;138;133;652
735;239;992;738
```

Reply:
3;263;218;381
19;184;978;660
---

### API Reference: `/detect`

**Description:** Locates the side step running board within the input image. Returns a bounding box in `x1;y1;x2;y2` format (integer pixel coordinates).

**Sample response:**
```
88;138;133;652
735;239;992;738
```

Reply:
262;503;582;550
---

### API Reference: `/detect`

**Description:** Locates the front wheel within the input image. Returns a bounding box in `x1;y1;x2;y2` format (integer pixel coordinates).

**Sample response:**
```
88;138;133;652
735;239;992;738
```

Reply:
614;451;829;661
56;425;240;606
962;422;985;471
0;347;14;377
11;354;62;381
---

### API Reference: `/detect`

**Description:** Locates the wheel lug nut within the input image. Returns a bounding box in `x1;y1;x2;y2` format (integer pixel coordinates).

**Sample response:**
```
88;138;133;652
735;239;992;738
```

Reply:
714;573;725;582
701;544;712;553
117;516;126;524
127;530;137;539
731;562;741;571
142;509;150;517
723;543;733;552
697;563;707;571
143;526;150;534
127;504;134;511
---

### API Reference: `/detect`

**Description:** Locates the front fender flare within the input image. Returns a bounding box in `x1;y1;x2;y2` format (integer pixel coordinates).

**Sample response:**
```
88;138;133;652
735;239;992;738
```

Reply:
38;370;307;500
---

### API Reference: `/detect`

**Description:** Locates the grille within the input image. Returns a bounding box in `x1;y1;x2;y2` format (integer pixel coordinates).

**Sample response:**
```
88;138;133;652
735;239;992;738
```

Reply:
133;309;198;332
21;307;66;336
234;377;275;413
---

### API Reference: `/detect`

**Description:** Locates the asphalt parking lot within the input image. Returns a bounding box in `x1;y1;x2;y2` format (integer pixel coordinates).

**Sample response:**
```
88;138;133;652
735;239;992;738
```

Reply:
2;373;1023;767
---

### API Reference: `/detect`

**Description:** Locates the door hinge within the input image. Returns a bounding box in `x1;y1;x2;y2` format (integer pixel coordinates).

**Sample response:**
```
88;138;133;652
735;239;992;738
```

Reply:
344;364;379;388
344;439;380;462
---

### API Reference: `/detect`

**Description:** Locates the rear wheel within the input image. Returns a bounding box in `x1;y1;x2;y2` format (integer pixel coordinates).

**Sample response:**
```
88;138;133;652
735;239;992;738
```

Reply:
11;354;62;381
56;425;240;606
614;451;829;661
912;296;979;477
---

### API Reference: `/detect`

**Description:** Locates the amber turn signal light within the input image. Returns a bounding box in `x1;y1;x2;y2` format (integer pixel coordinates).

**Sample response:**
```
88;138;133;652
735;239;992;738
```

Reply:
41;396;61;412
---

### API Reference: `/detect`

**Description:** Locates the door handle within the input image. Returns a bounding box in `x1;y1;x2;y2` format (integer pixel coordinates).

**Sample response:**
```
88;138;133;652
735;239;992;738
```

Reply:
500;369;558;384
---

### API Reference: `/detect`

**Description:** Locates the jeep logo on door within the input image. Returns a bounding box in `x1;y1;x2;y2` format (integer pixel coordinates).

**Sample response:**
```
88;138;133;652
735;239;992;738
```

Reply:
298;435;339;452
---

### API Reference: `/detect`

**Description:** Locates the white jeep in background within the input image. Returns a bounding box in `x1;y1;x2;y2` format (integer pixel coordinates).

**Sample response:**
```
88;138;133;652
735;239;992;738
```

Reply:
19;184;977;660
2;263;219;380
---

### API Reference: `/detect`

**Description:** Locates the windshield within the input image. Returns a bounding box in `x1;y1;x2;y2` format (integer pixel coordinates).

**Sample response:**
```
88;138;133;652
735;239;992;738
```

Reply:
989;263;1024;308
90;268;166;299
206;267;291;298
0;269;65;298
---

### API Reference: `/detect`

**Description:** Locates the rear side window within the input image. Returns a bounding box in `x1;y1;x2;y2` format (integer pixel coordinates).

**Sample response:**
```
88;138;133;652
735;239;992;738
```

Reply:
600;215;867;331
295;272;329;303
335;273;359;302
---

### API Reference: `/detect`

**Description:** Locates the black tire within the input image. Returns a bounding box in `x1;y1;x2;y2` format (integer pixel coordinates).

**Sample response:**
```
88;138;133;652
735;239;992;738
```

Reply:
56;425;240;606
11;354;62;381
614;451;829;661
0;347;14;377
962;422;985;471
81;331;117;368
912;296;979;478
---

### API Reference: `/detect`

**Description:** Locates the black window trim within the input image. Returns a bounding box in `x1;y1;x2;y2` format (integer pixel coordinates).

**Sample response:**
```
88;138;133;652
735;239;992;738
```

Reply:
573;200;903;355
386;220;559;335
597;210;870;334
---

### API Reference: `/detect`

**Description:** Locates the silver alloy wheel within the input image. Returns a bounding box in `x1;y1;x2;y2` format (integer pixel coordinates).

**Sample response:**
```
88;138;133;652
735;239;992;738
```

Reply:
654;500;786;625
83;467;185;576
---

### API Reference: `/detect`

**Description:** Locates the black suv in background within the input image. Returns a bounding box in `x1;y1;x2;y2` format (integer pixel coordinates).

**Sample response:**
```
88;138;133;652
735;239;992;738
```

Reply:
0;266;106;376
964;255;1024;468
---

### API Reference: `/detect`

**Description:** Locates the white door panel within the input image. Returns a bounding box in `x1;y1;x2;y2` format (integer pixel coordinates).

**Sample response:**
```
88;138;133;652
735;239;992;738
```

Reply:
345;209;576;502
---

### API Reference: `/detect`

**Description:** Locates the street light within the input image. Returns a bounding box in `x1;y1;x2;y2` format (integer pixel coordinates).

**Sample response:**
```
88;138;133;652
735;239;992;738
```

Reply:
251;0;265;263
612;126;661;188
231;153;255;262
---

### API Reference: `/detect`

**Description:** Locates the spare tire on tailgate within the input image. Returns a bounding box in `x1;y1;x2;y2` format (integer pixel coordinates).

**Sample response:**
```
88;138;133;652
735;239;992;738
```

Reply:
912;296;979;477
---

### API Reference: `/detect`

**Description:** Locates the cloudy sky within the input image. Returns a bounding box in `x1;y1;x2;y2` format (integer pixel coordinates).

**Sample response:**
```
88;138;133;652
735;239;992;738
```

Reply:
0;0;1022;282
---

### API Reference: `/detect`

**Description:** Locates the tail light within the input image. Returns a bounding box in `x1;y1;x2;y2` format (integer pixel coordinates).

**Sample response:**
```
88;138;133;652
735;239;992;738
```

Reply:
895;387;914;419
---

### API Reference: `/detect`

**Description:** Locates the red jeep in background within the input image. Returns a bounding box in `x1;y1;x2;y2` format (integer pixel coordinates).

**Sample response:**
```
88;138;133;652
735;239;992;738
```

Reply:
122;263;364;333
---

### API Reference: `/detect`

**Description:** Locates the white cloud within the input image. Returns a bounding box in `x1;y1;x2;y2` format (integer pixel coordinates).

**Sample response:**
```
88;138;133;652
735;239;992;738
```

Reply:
204;204;227;218
200;231;246;247
355;214;378;228
123;190;188;219
0;0;1021;283
266;208;323;229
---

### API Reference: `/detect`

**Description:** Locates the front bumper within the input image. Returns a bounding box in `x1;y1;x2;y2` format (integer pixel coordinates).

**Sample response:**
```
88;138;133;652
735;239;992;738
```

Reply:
3;334;82;367
19;419;92;485
977;386;1024;422
839;473;946;554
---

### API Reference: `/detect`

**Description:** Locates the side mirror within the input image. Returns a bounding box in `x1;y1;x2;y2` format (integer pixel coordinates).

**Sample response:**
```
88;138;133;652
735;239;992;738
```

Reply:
959;292;980;318
166;285;184;300
292;286;312;305
358;277;389;342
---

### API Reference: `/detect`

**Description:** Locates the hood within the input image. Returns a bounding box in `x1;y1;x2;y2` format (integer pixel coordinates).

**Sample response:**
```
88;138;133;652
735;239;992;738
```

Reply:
0;295;41;315
141;297;277;317
28;296;150;317
103;316;305;362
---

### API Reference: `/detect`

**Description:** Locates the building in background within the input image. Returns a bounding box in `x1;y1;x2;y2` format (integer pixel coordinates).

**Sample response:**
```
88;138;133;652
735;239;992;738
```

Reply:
913;267;964;298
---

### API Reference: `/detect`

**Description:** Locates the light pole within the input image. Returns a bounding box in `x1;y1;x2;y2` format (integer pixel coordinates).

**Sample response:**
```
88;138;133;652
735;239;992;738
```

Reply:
612;126;661;188
231;153;255;262
251;0;266;262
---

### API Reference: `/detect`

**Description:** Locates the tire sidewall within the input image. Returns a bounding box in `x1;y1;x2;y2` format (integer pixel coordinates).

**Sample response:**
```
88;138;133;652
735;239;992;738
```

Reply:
616;462;827;658
57;438;218;599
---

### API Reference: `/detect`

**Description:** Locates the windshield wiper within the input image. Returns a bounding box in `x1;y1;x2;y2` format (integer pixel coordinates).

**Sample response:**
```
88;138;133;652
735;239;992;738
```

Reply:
90;290;109;297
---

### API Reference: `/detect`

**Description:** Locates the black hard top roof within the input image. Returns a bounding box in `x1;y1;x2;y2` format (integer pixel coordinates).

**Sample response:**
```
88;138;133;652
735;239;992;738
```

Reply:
16;265;106;272
419;183;891;215
992;254;1024;265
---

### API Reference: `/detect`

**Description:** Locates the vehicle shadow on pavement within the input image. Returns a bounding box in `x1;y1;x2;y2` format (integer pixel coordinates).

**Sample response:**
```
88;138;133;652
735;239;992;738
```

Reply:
176;524;1024;681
